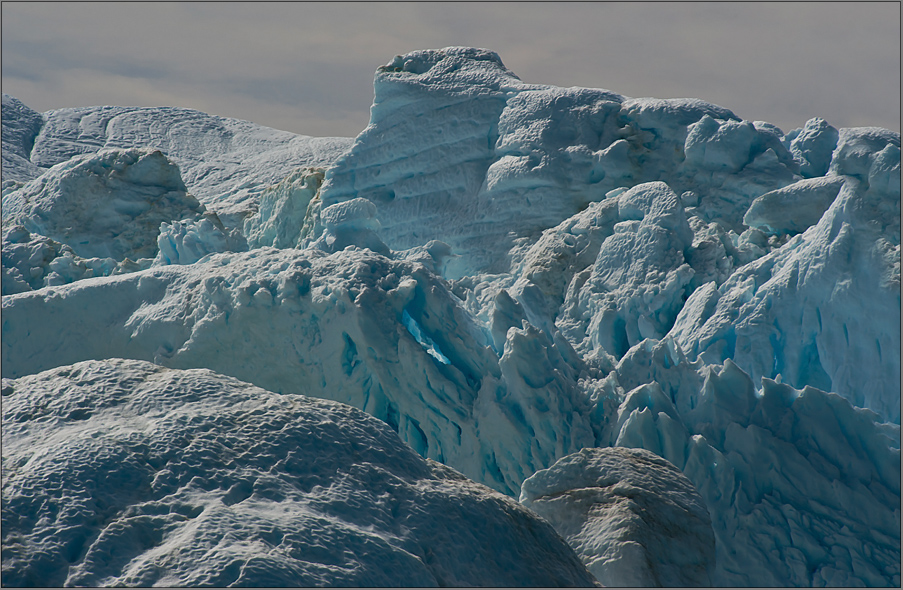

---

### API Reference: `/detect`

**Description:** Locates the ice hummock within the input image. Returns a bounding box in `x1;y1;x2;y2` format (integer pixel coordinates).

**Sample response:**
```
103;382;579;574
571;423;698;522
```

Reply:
1;94;354;224
1;359;598;587
521;447;716;587
2;46;899;587
2;148;203;261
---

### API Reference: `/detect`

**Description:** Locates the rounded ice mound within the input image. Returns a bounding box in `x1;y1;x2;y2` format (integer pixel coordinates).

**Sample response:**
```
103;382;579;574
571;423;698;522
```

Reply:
321;197;379;231
520;446;715;588
314;197;389;255
1;147;202;260
1;359;598;588
743;175;846;236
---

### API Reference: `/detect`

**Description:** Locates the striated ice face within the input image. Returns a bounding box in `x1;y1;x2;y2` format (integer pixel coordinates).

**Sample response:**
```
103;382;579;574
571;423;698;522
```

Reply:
1;46;899;587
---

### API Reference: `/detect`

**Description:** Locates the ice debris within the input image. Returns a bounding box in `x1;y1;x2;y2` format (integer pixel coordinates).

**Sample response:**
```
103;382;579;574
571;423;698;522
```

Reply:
1;224;153;295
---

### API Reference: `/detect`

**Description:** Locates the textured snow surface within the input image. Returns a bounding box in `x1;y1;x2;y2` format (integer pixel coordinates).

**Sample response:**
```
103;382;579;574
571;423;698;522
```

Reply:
2;46;900;587
1;247;596;498
1;359;597;587
1;94;45;188
520;447;715;587
2;94;353;220
3;148;202;261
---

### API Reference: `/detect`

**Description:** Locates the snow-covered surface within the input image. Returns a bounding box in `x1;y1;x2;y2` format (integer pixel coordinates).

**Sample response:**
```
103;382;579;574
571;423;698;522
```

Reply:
0;247;596;497
2;94;353;221
3;148;202;261
1;359;597;587
2;46;900;587
521;447;715;587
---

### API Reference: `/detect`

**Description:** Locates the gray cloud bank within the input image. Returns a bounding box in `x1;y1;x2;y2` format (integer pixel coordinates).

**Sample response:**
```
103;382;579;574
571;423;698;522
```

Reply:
2;2;899;138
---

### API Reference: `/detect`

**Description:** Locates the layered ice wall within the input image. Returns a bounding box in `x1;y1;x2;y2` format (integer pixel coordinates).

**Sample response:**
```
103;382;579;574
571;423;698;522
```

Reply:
316;47;799;277
1;46;899;587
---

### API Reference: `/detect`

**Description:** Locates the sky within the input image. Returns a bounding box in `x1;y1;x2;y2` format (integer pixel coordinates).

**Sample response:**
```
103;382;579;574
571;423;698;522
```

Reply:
2;2;900;138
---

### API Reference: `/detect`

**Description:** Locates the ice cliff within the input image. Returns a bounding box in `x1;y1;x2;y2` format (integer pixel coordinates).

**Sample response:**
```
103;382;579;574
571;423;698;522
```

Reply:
2;46;900;587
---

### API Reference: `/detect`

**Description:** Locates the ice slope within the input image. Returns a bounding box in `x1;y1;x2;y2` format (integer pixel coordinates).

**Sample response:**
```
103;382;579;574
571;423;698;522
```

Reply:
520;447;715;587
0;247;596;497
1;94;45;188
1;359;597;587
2;94;353;222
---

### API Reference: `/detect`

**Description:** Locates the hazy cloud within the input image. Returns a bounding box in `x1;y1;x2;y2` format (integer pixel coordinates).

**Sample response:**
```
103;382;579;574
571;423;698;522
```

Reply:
2;2;899;138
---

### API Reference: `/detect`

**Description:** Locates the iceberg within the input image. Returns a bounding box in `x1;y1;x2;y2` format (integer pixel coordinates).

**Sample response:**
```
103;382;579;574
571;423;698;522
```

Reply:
2;148;202;261
1;46;899;586
0;246;596;497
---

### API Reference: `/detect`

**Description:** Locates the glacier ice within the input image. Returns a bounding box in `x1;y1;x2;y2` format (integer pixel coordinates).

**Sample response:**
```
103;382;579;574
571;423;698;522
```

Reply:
1;359;597;587
520;447;715;587
1;45;900;587
743;175;847;236
1;223;157;296
670;174;901;423
2;95;353;223
243;167;325;250
604;340;901;586
1;94;45;189
2;147;202;261
0;247;597;497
